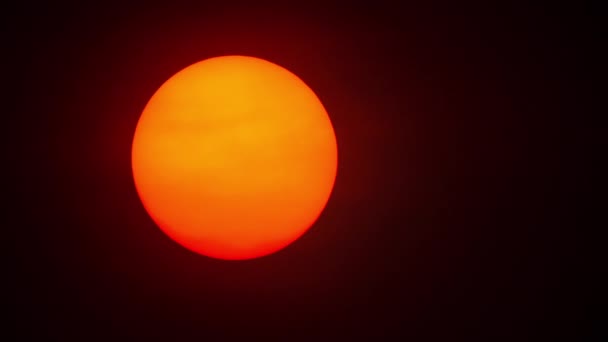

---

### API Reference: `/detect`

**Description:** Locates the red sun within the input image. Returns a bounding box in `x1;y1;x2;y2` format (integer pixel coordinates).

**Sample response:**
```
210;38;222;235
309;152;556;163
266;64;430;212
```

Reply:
131;55;338;260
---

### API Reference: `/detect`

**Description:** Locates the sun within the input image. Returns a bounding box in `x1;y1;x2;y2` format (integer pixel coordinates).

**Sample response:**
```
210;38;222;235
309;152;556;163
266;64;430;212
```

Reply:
131;55;338;260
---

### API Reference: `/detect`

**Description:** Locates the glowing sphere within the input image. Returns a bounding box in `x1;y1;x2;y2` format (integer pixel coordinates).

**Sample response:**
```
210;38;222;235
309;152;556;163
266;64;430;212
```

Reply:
131;55;337;260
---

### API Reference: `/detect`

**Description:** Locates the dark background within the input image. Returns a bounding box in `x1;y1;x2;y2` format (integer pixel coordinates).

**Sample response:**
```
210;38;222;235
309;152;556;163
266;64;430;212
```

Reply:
7;2;594;340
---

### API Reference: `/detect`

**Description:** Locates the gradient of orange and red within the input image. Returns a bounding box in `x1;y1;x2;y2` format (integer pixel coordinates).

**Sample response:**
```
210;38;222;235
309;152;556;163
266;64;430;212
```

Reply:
8;2;589;341
132;56;338;260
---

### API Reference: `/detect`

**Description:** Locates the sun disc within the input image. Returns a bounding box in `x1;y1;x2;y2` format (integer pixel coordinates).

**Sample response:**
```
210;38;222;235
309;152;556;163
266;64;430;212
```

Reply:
131;55;338;260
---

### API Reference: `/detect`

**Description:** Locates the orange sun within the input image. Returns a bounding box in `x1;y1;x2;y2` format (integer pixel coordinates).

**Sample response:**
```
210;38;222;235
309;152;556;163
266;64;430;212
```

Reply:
131;55;338;260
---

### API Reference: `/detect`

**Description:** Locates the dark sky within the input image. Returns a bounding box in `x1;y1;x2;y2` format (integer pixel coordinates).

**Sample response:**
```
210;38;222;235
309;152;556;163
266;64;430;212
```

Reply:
8;2;593;340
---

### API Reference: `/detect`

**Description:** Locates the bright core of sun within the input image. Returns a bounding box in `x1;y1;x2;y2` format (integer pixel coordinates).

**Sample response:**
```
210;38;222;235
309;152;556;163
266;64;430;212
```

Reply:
131;55;338;260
